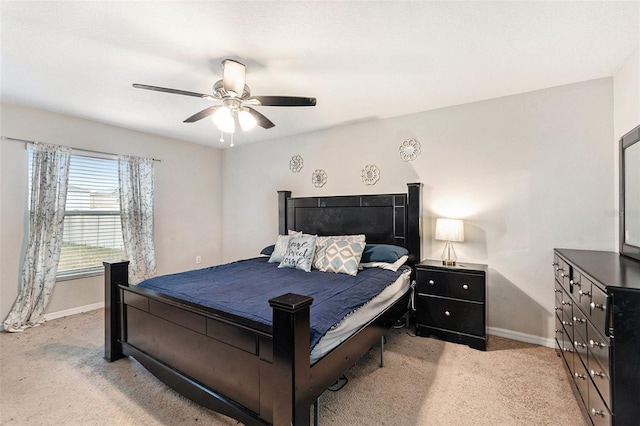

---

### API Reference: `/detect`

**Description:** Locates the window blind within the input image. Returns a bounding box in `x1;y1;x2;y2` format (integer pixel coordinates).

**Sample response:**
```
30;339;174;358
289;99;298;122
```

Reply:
29;151;126;280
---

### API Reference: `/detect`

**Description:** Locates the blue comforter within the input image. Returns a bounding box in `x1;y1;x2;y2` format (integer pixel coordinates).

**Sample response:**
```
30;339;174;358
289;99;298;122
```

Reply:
137;257;407;350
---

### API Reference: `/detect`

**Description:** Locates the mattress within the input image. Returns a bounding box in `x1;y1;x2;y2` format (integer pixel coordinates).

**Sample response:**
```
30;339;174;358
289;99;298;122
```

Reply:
311;266;411;363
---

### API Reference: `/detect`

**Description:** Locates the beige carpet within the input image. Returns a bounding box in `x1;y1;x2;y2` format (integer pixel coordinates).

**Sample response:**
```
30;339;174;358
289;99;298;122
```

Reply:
0;309;587;426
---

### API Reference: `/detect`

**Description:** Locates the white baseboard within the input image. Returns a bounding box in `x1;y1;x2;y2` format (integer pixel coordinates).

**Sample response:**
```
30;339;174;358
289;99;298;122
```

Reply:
488;326;556;349
43;302;104;322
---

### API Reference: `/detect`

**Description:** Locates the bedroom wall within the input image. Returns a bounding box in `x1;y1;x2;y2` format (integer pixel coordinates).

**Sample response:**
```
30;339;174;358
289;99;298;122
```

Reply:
0;103;223;324
221;78;614;346
613;47;640;249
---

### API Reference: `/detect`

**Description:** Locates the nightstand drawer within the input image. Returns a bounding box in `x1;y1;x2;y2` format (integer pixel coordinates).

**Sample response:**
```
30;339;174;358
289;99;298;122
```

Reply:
417;269;484;302
415;295;484;337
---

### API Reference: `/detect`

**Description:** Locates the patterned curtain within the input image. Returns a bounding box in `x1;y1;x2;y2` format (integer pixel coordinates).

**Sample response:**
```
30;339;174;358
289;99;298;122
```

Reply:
3;142;71;332
118;155;156;284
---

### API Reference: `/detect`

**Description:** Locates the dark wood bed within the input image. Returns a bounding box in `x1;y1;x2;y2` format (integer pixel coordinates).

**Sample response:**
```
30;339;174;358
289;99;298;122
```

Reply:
104;183;421;425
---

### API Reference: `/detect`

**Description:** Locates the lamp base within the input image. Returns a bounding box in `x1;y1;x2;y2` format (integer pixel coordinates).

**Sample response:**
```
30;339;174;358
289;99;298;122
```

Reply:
441;241;458;266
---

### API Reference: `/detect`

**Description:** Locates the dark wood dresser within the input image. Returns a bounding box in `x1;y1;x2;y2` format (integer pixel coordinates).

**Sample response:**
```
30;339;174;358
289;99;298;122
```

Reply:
415;260;487;351
553;249;640;426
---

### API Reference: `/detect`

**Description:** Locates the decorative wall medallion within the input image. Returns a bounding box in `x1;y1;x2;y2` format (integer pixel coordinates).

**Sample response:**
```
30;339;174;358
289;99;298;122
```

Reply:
398;138;421;161
312;169;327;188
289;154;303;173
361;164;380;186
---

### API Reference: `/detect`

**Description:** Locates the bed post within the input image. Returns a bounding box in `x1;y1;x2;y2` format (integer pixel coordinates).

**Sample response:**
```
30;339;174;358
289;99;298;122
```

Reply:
103;260;129;362
277;190;292;235
407;182;422;266
269;293;314;426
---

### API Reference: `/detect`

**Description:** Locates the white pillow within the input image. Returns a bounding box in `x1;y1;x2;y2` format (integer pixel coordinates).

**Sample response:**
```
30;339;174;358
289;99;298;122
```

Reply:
278;235;317;272
359;255;409;272
268;231;302;263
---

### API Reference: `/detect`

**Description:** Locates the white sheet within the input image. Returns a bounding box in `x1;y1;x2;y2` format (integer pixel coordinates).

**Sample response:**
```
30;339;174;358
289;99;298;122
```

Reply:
310;267;411;363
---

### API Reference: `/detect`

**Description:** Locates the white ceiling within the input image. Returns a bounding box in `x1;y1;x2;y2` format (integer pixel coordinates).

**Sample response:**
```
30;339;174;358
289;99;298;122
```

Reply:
1;1;638;148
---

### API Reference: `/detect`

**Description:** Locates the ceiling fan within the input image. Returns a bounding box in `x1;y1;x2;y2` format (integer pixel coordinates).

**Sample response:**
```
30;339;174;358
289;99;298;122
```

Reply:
133;59;317;144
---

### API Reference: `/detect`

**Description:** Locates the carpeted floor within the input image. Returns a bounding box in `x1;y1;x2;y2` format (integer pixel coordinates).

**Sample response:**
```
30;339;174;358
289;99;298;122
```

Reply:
0;309;588;425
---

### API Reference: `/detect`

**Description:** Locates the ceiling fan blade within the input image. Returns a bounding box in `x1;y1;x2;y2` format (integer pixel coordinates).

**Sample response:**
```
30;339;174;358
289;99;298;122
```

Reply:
133;83;217;100
246;96;317;107
183;105;223;123
222;60;246;97
246;107;275;129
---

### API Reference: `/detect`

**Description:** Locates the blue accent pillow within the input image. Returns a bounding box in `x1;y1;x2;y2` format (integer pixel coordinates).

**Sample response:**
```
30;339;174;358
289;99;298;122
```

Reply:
260;245;275;256
360;244;408;263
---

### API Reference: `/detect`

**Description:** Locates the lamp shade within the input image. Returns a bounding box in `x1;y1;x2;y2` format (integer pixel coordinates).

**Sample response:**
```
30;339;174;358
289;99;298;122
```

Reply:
434;218;464;242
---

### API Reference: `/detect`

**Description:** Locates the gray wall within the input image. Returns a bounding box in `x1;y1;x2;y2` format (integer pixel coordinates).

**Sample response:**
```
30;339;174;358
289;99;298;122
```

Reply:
222;78;616;345
0;103;223;321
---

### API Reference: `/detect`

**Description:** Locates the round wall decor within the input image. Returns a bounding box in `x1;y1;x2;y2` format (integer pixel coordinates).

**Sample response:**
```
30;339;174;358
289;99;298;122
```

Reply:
289;154;303;173
398;138;421;161
361;164;380;185
312;169;327;188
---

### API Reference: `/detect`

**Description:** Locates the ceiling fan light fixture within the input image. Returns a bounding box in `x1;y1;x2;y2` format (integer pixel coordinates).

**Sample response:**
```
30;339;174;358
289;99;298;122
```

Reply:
238;109;257;131
212;106;235;133
222;59;246;99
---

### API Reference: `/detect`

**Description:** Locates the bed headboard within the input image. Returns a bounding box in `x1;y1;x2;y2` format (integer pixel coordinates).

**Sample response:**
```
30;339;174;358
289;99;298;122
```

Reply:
278;183;422;266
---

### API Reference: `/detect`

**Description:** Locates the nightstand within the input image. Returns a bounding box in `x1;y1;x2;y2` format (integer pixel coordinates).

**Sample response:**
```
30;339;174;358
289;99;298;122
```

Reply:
414;259;487;351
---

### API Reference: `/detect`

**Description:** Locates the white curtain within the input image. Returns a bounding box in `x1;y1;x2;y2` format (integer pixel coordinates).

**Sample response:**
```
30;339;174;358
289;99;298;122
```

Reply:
118;155;156;284
3;142;71;332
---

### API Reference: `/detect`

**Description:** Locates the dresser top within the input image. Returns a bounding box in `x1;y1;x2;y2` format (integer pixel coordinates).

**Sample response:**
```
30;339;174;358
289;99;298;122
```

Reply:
417;259;488;274
555;249;640;291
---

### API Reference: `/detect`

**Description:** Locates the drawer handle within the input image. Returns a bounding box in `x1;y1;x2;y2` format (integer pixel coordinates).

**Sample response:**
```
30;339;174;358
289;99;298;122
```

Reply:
555;328;562;334
554;306;563;311
590;302;605;311
444;311;450;317
562;320;573;327
574;372;587;380
554;289;562;293
428;280;435;285
552;262;559;267
591;409;606;418
589;339;606;349
562;347;573;353
574;341;587;349
590;370;606;379
570;279;581;287
561;272;569;278
462;284;469;290
578;289;591;297
572;316;586;324
561;301;572;306
557;267;564;272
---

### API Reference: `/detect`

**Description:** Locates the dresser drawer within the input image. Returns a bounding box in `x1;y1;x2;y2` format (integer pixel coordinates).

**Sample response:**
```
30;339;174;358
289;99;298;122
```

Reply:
589;285;607;330
587;322;610;380
588;378;612;426
588;348;611;410
572;308;588;343
554;257;572;293
415;295;484;337
417;269;484;302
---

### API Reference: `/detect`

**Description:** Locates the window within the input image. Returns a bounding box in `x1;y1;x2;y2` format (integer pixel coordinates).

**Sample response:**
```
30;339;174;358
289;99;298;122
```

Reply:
28;151;126;280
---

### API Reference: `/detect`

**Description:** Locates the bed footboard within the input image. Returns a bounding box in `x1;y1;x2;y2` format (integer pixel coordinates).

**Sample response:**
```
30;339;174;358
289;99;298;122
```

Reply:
104;260;315;426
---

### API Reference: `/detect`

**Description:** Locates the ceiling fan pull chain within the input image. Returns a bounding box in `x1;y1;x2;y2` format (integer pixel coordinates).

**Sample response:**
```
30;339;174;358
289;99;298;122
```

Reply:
230;132;234;148
219;130;225;143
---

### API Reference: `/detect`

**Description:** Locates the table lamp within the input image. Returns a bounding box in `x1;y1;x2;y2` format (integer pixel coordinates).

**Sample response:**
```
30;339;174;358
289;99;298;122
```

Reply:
434;218;464;266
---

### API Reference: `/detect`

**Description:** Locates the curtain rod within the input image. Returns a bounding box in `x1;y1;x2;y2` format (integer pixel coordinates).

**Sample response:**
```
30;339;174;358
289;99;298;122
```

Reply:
1;136;162;163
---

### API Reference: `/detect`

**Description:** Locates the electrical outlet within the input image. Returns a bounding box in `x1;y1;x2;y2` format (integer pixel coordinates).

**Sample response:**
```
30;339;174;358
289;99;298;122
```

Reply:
195;256;202;264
